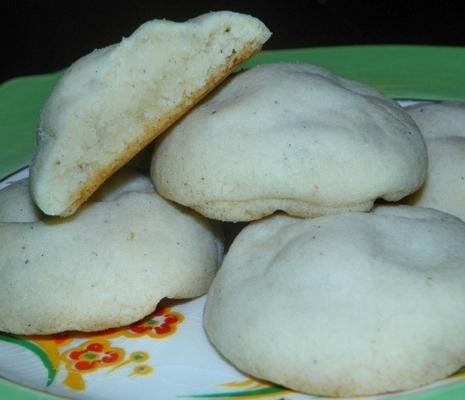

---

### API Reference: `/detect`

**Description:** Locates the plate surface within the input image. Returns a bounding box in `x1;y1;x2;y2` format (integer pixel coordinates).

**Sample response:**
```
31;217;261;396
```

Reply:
1;45;465;400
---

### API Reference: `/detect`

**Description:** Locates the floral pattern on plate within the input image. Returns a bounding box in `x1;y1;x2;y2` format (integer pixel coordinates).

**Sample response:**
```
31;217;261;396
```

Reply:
0;306;183;392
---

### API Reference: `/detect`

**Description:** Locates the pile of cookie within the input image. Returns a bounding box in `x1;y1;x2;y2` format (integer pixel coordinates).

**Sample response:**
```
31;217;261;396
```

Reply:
1;11;465;397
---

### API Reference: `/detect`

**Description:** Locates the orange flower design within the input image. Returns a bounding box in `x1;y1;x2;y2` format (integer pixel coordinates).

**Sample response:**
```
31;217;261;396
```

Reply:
6;305;186;391
124;307;184;338
62;339;124;373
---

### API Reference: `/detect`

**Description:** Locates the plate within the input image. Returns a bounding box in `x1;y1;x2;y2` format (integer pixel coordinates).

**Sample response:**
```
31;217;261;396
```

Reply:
1;45;465;400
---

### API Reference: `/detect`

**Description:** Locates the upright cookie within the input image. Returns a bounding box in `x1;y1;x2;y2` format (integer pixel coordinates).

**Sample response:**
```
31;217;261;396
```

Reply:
30;12;271;216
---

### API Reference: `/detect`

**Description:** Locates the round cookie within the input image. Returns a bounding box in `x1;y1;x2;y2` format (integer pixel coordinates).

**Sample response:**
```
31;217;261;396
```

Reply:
406;102;465;139
404;102;465;220
0;170;223;334
204;206;465;396
404;137;465;220
151;63;427;221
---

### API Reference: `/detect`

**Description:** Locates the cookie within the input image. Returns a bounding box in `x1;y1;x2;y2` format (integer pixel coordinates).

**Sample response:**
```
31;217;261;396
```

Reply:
406;101;465;139
30;12;271;216
205;206;465;396
404;102;465;220
0;170;223;334
151;63;427;221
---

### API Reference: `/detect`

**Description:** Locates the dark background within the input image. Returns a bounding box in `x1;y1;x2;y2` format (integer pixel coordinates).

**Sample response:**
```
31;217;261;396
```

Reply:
2;0;465;83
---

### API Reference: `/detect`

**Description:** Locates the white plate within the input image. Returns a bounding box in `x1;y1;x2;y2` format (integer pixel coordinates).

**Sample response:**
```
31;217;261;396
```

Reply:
1;101;465;400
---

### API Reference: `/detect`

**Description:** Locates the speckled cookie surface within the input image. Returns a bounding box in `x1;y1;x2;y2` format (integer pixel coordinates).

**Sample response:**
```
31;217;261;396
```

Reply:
30;11;271;216
152;63;427;221
205;206;465;396
0;170;223;334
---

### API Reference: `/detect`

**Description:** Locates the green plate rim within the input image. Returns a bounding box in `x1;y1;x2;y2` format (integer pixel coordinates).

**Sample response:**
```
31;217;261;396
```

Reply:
1;44;465;400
